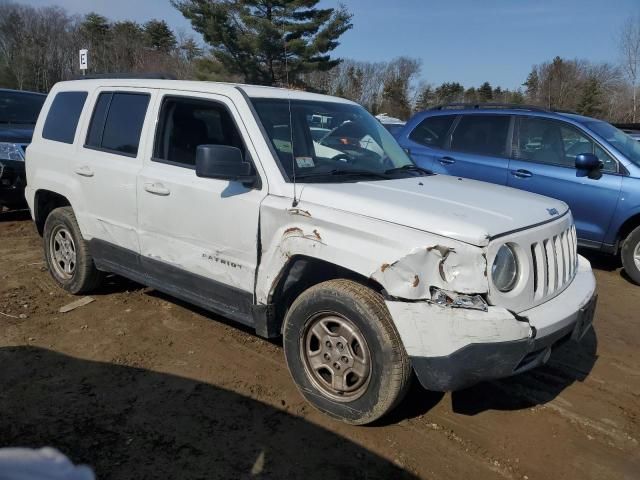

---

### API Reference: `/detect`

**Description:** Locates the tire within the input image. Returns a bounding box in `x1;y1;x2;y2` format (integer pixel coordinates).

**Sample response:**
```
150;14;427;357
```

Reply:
621;225;640;285
283;279;411;425
43;206;103;294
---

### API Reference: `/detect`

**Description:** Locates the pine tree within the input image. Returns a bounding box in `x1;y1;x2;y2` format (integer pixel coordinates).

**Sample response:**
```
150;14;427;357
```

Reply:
464;87;477;103
172;0;352;86
415;85;435;111
379;77;411;120
478;81;493;102
180;38;203;62
577;77;602;117
434;82;464;104
80;13;111;72
144;20;177;53
523;69;539;99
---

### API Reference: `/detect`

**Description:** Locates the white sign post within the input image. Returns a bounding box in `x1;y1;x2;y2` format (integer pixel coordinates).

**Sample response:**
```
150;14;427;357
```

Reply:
79;49;88;75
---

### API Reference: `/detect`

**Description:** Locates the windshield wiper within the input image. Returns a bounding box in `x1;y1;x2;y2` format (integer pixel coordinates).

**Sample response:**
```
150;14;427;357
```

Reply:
296;168;391;180
384;164;433;176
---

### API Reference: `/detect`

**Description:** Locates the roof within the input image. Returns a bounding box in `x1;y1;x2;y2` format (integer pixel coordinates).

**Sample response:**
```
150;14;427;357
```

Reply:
376;113;405;125
52;79;355;104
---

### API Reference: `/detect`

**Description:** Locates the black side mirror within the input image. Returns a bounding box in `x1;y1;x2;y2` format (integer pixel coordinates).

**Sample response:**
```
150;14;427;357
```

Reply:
575;153;601;171
196;144;256;185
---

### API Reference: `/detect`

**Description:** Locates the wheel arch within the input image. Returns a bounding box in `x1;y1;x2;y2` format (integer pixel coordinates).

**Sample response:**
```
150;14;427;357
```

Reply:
34;189;72;236
615;211;640;252
266;255;385;337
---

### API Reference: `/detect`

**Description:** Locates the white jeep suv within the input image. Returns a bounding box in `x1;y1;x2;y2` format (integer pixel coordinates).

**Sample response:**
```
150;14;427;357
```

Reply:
25;79;597;424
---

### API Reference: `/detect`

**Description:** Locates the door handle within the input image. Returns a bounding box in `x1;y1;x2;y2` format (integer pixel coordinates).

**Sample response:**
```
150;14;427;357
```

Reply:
511;169;532;179
74;165;94;177
439;156;456;165
144;182;171;196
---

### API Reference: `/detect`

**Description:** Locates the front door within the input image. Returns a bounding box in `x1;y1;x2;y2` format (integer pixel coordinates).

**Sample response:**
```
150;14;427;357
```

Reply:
507;116;622;245
136;92;267;314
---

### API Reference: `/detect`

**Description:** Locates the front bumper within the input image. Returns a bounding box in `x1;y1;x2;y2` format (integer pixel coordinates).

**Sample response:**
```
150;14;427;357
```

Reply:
0;160;27;208
386;255;596;391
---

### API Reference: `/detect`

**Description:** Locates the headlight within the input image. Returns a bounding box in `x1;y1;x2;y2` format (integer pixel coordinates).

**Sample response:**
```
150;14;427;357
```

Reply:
492;244;519;292
0;142;25;162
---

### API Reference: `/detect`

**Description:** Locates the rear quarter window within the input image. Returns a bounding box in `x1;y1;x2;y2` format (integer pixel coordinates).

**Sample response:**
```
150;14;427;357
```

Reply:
42;91;88;144
409;115;456;148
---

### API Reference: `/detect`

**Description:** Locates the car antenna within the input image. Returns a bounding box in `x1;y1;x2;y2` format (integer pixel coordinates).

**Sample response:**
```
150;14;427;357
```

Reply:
282;13;298;207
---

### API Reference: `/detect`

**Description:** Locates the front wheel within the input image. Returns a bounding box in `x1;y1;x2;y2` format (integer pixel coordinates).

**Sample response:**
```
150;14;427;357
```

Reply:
283;279;411;425
621;225;640;285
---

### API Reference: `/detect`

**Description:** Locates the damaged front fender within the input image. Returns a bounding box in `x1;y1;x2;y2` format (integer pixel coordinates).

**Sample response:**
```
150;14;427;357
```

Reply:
371;243;488;300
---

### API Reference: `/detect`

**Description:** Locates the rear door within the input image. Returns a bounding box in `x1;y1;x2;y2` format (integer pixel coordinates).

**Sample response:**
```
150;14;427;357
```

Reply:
441;114;512;184
507;116;622;244
73;88;152;252
402;114;457;170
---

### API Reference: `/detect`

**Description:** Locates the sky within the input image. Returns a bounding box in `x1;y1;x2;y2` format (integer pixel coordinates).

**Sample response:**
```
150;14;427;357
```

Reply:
18;0;639;90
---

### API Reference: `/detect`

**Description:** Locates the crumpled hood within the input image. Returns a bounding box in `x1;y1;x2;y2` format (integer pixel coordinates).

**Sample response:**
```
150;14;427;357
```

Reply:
297;175;568;246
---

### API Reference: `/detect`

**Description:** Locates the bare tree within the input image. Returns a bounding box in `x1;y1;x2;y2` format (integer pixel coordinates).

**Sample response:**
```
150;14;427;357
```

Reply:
619;14;640;122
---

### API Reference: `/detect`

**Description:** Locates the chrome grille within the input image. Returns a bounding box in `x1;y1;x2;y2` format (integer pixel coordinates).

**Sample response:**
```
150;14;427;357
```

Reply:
531;225;577;301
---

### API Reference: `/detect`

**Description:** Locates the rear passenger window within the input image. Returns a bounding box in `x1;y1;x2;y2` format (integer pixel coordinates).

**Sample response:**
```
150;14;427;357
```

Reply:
450;115;511;157
85;92;149;156
153;96;246;168
42;91;88;144
409;115;456;148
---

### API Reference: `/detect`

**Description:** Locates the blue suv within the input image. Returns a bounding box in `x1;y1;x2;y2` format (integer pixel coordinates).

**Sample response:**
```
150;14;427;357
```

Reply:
396;104;640;283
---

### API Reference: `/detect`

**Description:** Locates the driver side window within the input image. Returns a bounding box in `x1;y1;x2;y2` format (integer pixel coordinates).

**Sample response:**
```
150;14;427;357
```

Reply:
153;96;246;168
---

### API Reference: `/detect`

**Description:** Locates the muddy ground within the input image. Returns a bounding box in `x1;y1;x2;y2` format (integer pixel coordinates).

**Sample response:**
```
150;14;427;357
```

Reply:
0;209;638;480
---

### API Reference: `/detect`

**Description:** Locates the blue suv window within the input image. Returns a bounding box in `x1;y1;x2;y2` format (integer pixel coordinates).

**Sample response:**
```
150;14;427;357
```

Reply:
515;117;617;173
450;115;510;157
409;115;456;148
42;91;88;144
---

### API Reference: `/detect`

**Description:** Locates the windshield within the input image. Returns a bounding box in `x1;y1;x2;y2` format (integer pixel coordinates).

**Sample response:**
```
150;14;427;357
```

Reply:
251;98;417;182
0;90;46;125
585;120;640;167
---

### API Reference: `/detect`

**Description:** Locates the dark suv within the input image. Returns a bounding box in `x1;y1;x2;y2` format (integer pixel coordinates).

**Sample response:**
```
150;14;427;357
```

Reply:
0;88;46;209
397;104;640;283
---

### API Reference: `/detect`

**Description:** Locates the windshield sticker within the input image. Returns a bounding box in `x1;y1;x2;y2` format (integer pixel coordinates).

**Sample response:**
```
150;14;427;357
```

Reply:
296;156;315;168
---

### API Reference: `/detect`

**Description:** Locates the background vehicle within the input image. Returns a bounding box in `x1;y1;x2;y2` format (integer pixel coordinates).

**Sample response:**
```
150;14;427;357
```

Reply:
0;89;46;210
376;113;406;137
26;80;595;425
397;104;640;283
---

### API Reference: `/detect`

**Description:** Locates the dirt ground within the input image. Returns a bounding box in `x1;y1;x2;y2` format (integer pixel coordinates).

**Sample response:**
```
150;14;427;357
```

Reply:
0;210;638;480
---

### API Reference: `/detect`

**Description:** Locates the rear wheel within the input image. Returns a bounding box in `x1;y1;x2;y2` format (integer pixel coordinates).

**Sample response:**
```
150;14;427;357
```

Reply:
283;279;411;425
621;225;640;285
43;207;103;294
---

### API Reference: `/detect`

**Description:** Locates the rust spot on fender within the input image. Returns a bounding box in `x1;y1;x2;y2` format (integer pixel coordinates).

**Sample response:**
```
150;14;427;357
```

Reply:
284;227;303;235
313;229;322;240
412;275;420;287
426;245;454;256
287;208;312;217
381;263;391;272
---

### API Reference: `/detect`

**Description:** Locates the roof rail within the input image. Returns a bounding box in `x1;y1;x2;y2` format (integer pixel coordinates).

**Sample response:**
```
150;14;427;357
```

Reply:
71;72;177;80
551;108;579;115
428;102;548;112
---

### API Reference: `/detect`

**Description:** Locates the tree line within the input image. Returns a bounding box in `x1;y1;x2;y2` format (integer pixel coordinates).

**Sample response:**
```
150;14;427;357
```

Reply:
0;0;638;123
